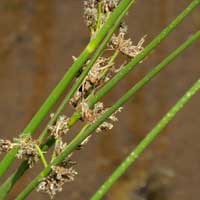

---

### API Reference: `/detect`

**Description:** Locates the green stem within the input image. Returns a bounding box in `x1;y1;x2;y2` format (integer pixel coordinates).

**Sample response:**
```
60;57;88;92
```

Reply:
96;1;103;31
35;145;48;168
15;30;200;200
90;79;200;200
100;50;119;78
0;0;136;177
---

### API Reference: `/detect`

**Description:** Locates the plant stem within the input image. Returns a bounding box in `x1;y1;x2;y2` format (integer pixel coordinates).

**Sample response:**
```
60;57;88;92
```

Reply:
96;0;103;31
15;30;200;199
0;0;136;177
35;145;48;168
90;79;200;200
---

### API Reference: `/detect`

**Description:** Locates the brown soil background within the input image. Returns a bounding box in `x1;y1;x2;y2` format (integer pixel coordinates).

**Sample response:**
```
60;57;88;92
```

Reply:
0;0;200;199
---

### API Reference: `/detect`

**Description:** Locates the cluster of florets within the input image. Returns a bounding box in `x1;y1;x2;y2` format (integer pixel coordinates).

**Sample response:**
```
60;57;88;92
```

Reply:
14;135;40;168
37;140;77;199
109;26;146;58
70;57;114;108
83;0;98;30
37;164;77;199
102;0;119;12
79;101;123;133
0;135;40;168
48;115;69;139
0;139;13;153
83;0;119;33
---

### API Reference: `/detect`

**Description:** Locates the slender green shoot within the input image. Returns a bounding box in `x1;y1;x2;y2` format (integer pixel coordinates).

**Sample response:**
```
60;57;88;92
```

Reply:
35;145;48;168
96;1;103;31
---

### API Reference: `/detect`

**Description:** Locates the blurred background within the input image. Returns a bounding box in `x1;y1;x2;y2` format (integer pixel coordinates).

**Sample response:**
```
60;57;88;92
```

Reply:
0;0;200;199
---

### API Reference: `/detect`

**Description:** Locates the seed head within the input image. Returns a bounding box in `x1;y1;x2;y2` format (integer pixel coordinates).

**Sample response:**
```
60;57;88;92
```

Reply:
37;164;77;199
102;0;119;13
110;32;146;58
14;135;39;168
70;57;113;108
0;139;13;153
49;115;69;139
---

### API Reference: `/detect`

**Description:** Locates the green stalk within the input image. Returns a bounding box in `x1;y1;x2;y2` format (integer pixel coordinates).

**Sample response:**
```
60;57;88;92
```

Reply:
90;79;200;200
35;145;48;168
0;0;136;177
96;0;103;31
15;31;200;200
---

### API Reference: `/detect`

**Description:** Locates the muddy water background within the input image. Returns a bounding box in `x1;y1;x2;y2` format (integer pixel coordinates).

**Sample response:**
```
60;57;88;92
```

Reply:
0;0;200;199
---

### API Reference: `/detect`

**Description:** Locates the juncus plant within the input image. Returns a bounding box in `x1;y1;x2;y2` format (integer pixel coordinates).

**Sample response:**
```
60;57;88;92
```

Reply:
0;0;200;199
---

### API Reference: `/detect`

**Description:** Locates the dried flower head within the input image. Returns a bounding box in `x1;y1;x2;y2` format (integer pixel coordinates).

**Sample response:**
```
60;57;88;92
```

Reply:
54;140;67;157
14;135;39;168
0;139;13;153
102;0;119;13
37;164;77;199
83;0;98;30
70;57;113;108
83;0;119;34
78;99;123;133
49;115;69;139
80;101;104;123
110;32;146;58
96;106;123;133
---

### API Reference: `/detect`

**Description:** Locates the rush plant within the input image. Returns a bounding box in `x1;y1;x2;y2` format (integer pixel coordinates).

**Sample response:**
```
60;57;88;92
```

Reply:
0;0;200;199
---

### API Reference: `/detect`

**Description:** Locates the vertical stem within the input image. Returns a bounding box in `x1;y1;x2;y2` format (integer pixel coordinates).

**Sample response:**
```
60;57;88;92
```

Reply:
96;0;103;31
35;145;48;168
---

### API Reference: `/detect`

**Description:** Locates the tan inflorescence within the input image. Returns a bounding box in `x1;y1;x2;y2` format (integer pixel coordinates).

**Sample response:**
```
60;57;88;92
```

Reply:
48;115;69;139
37;140;77;199
83;0;120;34
0;135;40;168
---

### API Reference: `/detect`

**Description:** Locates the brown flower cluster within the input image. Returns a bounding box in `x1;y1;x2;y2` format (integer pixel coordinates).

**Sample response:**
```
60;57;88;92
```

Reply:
110;26;146;58
0;139;13;153
48;115;69;139
37;164;77;199
79;101;123;133
0;135;40;168
70;57;114;108
37;140;77;199
83;0;119;33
